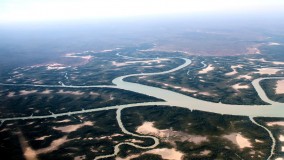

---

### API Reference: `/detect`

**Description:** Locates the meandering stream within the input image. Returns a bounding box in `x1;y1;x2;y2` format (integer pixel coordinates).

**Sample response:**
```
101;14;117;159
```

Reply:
0;57;283;160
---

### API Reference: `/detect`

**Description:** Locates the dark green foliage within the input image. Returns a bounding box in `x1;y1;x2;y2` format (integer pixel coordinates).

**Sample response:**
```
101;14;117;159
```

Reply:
260;79;284;103
123;106;274;159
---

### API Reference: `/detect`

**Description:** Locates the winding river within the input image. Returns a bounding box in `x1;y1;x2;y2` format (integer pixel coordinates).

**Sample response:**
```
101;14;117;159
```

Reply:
112;58;284;118
0;57;283;160
2;57;283;120
0;58;284;117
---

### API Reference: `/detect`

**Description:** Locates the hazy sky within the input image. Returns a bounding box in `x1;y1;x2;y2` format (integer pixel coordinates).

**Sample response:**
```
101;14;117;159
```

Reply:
0;0;284;23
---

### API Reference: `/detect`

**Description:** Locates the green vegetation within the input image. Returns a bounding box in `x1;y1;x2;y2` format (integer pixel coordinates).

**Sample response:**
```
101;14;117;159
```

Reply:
0;46;182;86
255;117;284;159
122;106;274;160
260;45;284;61
0;43;283;159
0;110;157;160
126;55;272;105
260;79;284;103
0;86;161;118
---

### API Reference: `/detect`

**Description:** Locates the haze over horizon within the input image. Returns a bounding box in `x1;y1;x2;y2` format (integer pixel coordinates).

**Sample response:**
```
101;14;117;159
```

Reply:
1;0;284;23
1;1;284;160
0;0;284;74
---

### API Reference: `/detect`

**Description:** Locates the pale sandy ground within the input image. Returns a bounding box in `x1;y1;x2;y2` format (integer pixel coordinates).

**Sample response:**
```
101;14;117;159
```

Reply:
35;135;52;141
257;58;268;62
142;64;166;68
95;136;109;140
65;53;93;66
198;64;214;74
34;80;43;84
268;42;281;46
237;74;253;80
41;89;52;94
273;61;284;65
101;49;113;52
7;92;15;97
138;76;148;79
193;91;217;97
223;133;252;149
256;68;282;75
136;122;159;134
180;87;197;93
24;147;38;160
126;139;144;143
46;63;66;70
248;58;269;62
90;92;99;96
146;80;197;93
144;148;183;160
192;150;211;156
90;133;123;141
136;122;207;144
232;83;250;91
187;136;208;144
74;155;86;160
53;121;93;133
247;47;261;54
112;59;169;67
57;89;84;95
65;53;93;60
81;55;93;60
13;73;24;78
248;57;284;65
85;137;94;140
18;132;32;160
5;78;13;82
116;148;184;160
19;90;38;95
236;134;252;149
36;136;69;154
266;121;284;127
199;91;217;96
276;158;284;160
162;83;197;93
200;150;211;156
112;133;124;137
77;115;85;120
64;53;77;58
0;128;9;133
34;110;40;113
275;80;284;94
225;65;243;76
109;94;114;101
18;131;39;160
279;135;284;142
57;119;71;123
255;139;264;144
